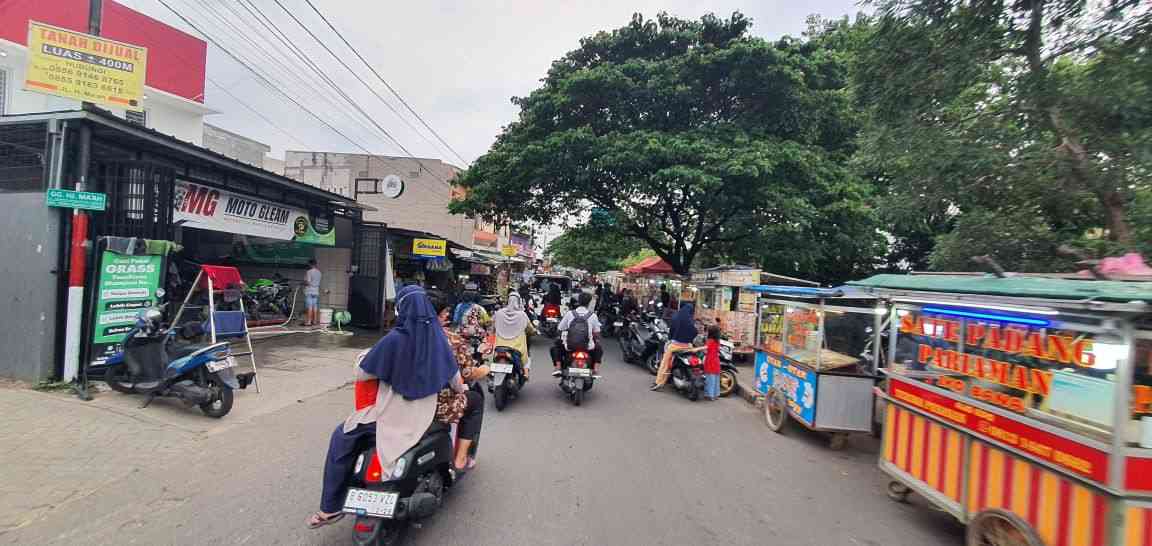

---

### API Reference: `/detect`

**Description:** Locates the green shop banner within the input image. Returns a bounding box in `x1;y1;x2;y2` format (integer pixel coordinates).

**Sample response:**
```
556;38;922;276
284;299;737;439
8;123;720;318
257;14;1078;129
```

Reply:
90;252;164;366
232;236;315;266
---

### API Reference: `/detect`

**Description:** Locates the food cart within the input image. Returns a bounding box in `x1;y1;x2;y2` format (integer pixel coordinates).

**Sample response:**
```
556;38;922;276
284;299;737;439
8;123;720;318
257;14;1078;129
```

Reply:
749;285;886;449
690;266;763;354
851;274;1152;546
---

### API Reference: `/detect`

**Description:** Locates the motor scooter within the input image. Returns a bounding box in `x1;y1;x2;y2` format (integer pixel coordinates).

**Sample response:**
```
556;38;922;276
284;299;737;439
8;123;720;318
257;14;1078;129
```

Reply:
345;421;461;545
667;349;707;401
619;312;666;374
487;346;526;411
558;349;595;406
103;309;241;418
539;303;562;338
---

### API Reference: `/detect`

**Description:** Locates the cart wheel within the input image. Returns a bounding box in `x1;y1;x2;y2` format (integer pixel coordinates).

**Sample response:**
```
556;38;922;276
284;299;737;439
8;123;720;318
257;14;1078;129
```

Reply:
966;509;1042;546
886;481;911;503
828;433;849;451
764;387;788;432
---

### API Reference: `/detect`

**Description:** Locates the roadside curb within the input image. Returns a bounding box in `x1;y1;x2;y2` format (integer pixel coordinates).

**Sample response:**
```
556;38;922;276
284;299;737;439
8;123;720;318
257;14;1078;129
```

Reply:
735;383;763;408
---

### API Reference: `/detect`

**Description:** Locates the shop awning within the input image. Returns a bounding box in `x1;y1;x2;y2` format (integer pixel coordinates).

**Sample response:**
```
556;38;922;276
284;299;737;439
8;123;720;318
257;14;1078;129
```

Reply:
849;274;1152;304
624;256;676;275
743;285;846;298
0;107;365;212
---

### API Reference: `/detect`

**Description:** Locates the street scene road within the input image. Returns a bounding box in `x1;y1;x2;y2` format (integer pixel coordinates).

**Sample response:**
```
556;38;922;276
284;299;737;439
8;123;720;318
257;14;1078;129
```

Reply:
1;335;962;546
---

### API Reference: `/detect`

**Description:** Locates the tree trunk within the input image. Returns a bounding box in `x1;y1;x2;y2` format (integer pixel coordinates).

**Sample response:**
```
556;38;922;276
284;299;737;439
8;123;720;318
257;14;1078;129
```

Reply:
1103;189;1132;244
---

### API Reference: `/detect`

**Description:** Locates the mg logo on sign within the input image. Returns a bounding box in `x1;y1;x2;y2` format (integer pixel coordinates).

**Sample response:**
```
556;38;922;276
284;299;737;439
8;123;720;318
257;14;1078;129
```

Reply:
174;183;219;217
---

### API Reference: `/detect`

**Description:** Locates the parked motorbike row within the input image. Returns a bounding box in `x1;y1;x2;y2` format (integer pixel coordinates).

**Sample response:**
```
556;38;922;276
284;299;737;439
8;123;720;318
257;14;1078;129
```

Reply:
617;309;739;401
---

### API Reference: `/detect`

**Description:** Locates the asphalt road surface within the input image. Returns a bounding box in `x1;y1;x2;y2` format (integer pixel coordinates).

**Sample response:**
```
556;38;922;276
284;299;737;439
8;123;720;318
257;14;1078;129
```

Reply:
9;336;963;545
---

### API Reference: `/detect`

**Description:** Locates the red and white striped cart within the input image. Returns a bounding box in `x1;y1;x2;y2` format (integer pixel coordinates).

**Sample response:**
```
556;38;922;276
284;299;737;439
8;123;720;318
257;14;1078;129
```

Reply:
852;274;1152;546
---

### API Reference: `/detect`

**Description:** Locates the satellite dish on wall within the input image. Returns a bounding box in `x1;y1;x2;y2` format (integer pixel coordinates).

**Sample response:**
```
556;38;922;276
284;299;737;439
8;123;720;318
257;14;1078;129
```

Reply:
382;174;405;199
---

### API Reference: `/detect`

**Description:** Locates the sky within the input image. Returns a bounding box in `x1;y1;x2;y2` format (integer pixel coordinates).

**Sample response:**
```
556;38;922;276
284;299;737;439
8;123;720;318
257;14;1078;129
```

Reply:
122;0;864;168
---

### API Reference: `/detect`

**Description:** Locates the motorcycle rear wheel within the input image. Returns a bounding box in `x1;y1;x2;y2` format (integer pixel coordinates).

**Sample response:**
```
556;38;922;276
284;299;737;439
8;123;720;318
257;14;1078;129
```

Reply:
719;370;737;397
572;388;583;406
104;367;136;394
494;384;508;411
645;353;661;375
199;383;234;418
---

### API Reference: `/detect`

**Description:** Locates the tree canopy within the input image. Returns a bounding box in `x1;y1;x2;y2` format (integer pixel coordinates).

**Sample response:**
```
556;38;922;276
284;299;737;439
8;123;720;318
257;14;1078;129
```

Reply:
452;12;884;278
855;0;1152;271
545;219;644;274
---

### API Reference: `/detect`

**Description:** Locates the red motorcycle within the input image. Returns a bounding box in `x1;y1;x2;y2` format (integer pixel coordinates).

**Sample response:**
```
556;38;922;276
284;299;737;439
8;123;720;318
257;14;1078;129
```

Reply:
539;303;562;338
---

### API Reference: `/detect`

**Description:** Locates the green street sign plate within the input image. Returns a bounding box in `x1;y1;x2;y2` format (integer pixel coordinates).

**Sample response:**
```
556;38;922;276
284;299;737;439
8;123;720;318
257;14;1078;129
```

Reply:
46;188;106;211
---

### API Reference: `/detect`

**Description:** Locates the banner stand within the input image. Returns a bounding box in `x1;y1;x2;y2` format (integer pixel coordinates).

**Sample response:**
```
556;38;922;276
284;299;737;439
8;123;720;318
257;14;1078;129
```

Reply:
172;265;261;393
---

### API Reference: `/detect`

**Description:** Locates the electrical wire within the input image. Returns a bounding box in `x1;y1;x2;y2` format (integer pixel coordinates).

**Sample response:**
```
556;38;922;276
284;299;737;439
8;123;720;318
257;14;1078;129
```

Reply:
302;0;469;166
230;0;450;187
192;0;453;188
178;0;385;151
154;0;378;156
265;0;458;180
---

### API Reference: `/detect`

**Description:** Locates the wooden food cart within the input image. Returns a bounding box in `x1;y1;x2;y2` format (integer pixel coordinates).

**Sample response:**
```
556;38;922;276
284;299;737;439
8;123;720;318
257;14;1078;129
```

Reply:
749;285;886;449
853;274;1152;546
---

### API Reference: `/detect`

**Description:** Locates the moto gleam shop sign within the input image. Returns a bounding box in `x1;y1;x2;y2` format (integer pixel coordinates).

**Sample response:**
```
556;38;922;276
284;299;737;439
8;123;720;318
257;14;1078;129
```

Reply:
173;182;334;245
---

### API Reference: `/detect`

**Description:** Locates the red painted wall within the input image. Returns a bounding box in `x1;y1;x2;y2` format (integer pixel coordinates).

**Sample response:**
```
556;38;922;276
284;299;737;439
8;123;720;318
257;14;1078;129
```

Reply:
0;0;206;103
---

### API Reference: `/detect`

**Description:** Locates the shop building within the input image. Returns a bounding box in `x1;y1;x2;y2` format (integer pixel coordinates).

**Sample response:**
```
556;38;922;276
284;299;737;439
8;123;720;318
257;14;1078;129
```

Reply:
202;123;272;168
283;151;471;245
0;2;386;382
0;0;211;144
0;107;376;382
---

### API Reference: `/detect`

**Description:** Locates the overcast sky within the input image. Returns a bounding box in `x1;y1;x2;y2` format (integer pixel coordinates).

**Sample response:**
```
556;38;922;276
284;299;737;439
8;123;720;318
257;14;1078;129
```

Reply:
122;0;863;168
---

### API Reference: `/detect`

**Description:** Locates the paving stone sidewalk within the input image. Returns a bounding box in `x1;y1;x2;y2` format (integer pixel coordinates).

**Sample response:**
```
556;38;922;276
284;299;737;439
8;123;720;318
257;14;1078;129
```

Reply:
0;330;376;537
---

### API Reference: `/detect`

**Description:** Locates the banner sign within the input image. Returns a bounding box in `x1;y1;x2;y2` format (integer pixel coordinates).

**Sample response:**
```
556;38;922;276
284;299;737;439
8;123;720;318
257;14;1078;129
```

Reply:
45;188;106;211
413;238;446;257
889;377;1109;483
89;252;163;366
24;21;148;109
509;233;534;258
501;245;518;257
173;181;334;245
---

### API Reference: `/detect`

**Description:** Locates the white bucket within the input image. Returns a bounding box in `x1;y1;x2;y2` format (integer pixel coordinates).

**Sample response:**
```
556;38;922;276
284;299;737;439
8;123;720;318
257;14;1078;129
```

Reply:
319;308;334;327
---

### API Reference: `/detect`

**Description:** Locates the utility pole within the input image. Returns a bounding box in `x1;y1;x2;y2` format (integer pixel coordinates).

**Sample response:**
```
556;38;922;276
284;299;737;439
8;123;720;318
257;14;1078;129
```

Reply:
62;0;102;387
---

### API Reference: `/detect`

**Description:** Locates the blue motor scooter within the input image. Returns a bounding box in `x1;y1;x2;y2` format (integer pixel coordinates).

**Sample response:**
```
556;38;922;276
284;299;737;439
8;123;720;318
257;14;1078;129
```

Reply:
103;308;241;418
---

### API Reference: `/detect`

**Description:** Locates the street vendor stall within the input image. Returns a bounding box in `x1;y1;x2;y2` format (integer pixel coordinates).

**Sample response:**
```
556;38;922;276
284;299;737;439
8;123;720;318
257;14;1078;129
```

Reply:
691;268;819;355
750;285;886;449
852;274;1152;546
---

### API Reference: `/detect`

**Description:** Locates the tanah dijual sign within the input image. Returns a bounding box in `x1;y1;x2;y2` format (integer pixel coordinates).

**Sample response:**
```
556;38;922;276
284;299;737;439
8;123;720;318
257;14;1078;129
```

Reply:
24;21;148;109
413;238;446;257
173;182;334;245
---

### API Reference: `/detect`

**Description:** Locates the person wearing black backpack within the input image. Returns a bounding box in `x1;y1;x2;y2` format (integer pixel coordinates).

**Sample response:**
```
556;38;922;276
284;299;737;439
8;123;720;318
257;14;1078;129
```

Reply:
550;292;603;376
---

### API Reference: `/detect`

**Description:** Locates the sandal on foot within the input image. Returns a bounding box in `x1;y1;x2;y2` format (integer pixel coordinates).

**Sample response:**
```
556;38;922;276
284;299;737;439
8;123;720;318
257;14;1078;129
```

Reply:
307;511;345;529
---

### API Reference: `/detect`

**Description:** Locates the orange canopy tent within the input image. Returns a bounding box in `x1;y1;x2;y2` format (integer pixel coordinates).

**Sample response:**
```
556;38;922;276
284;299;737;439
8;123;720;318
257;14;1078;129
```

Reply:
623;256;676;276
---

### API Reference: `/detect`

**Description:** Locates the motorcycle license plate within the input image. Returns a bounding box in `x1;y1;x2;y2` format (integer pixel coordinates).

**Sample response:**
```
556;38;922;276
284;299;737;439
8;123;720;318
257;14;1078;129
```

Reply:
343;488;399;518
546;318;558;323
490;362;514;374
567;368;592;377
205;357;236;373
613;321;623;327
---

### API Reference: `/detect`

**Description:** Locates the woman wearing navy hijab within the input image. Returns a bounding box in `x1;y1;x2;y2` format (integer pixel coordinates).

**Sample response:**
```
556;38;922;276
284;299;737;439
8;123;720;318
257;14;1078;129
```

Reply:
650;303;698;391
308;285;462;529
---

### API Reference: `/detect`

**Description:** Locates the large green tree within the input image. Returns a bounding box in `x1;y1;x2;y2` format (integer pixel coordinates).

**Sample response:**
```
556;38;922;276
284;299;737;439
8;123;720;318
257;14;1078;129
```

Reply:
856;0;1152;271
546;220;644;274
453;12;883;279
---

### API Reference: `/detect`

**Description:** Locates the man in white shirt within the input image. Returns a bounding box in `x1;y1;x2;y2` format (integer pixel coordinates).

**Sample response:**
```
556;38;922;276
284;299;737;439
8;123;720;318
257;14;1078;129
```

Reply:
304;259;322;327
550;292;603;376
